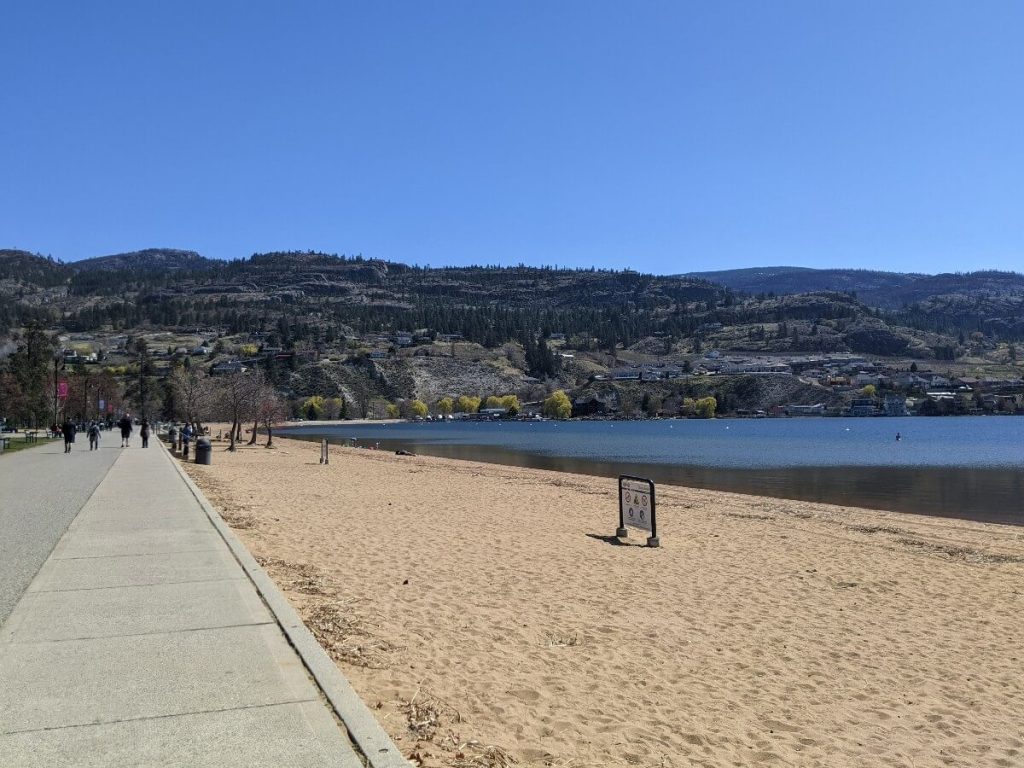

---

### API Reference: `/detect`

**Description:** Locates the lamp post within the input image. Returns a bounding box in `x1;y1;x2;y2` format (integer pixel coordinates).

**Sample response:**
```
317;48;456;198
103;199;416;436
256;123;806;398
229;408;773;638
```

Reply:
137;345;150;421
52;350;64;430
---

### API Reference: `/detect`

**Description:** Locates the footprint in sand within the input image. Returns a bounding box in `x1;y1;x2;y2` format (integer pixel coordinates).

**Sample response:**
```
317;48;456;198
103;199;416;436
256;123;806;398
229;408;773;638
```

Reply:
507;687;541;703
763;719;801;733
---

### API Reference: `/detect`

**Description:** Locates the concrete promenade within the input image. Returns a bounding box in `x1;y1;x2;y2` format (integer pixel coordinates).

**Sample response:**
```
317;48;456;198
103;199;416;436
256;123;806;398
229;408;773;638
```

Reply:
0;440;385;767
0;439;119;624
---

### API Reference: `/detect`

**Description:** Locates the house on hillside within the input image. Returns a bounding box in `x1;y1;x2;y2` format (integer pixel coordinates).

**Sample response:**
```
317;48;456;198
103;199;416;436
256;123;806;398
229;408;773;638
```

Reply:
211;361;246;375
848;398;877;416
785;403;826;416
721;360;792;375
611;368;641;381
572;393;619;417
883;394;909;416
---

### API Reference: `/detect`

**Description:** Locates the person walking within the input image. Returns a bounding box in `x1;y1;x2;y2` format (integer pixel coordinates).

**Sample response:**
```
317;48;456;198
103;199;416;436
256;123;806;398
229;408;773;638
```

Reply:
87;420;101;451
118;413;133;448
61;418;77;454
182;423;193;459
140;419;151;448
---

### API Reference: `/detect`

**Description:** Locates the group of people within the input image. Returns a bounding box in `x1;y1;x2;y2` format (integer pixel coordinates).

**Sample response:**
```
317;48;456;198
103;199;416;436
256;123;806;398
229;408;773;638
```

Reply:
60;415;150;453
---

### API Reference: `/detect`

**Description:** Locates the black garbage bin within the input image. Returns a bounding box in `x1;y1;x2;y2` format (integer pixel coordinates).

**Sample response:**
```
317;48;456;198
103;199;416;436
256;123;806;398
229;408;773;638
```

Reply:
166;426;178;447
194;437;212;465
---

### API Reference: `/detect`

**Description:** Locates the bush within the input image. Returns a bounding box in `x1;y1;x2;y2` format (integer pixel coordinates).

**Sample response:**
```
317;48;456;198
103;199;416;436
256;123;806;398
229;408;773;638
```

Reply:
456;395;481;413
543;390;572;419
303;395;324;420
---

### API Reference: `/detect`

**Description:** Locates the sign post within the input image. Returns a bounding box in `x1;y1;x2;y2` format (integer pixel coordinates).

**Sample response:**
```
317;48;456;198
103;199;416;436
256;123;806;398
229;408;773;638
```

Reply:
617;475;659;547
320;438;329;465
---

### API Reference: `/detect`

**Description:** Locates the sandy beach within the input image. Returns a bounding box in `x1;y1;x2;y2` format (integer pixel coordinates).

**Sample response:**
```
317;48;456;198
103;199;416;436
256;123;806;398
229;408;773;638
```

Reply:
184;435;1024;768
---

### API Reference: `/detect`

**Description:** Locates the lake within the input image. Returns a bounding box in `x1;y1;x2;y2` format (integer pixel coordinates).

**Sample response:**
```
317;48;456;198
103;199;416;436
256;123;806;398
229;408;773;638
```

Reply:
280;417;1024;525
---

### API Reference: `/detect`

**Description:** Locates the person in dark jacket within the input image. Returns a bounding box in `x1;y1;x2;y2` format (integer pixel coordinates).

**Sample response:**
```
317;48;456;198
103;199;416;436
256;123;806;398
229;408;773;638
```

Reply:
181;424;193;459
61;419;77;453
118;414;133;447
87;421;101;450
140;419;150;448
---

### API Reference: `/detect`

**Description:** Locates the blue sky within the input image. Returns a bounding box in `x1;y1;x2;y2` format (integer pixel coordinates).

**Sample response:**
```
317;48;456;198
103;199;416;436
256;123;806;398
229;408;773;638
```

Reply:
2;2;1022;274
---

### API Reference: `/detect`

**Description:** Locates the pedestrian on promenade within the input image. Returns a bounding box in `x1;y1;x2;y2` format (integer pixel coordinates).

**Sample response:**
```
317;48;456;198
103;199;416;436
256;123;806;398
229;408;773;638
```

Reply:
182;423;193;459
140;419;151;448
118;413;133;448
61;418;77;454
87;421;101;451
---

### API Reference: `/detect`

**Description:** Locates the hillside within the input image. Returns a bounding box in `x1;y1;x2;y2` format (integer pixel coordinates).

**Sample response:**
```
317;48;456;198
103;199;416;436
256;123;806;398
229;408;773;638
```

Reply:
685;266;1024;310
684;267;921;306
2;248;1023;421
71;248;213;273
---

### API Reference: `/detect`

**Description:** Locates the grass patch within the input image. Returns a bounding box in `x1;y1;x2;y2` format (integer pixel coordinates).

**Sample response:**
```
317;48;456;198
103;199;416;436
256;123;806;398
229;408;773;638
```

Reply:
0;436;60;457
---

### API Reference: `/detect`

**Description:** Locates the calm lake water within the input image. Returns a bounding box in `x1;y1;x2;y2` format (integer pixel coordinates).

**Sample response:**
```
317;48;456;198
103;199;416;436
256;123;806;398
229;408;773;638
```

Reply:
282;417;1024;525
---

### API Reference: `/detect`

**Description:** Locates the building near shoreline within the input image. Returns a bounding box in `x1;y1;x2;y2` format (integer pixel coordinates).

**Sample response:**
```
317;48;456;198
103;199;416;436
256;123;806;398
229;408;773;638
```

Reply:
785;403;826;416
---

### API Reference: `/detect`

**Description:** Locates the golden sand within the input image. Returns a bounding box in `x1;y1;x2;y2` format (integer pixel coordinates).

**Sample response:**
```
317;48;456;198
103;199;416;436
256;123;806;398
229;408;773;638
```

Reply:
184;436;1024;768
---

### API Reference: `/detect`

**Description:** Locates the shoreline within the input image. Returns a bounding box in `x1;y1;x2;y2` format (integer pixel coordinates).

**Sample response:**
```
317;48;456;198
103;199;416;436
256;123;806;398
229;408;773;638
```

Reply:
184;436;1024;767
277;424;1024;526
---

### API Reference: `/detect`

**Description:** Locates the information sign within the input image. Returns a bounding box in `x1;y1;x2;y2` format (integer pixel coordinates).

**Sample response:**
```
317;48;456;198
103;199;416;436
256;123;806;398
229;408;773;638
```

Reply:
616;475;659;547
320;438;329;465
98;399;106;413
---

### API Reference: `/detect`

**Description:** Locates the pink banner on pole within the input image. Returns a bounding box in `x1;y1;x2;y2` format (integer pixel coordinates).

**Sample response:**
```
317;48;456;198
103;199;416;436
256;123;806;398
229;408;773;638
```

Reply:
57;381;69;399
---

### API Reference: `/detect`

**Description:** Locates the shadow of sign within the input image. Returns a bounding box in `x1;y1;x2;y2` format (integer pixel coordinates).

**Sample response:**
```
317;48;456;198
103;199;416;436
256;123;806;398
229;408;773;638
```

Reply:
585;533;648;547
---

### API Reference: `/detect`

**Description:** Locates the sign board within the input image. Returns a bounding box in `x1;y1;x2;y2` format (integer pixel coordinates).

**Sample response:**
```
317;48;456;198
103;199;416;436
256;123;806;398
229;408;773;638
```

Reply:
320;438;329;465
107;402;115;414
617;475;659;547
57;381;69;399
98;399;106;413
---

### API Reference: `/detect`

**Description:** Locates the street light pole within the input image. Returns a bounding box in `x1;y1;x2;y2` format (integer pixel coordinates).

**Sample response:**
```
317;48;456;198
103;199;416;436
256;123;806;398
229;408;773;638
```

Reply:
138;347;149;421
52;351;62;431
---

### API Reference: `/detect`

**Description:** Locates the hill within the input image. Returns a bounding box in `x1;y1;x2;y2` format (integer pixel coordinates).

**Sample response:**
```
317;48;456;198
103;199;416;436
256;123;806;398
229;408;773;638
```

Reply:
683;267;921;306
0;249;67;288
684;266;1024;310
2;248;1023;421
70;248;213;272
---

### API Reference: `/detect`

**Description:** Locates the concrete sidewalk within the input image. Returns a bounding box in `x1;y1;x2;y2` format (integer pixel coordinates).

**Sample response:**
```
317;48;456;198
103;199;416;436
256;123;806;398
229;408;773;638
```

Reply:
0;444;372;767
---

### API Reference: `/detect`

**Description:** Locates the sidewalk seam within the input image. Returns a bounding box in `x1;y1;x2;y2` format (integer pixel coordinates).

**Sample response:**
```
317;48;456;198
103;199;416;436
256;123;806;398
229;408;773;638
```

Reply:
2;698;321;736
30;575;248;594
162;441;410;768
3;620;276;645
53;548;223;561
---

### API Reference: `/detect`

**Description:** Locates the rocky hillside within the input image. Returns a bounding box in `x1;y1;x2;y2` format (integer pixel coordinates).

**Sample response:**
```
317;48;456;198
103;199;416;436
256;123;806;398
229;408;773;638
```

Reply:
2;248;1023;417
686;266;1024;311
71;248;213;273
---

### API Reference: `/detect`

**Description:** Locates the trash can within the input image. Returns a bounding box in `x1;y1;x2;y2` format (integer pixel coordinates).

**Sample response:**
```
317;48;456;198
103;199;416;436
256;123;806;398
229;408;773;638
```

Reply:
194;437;212;465
166;426;178;447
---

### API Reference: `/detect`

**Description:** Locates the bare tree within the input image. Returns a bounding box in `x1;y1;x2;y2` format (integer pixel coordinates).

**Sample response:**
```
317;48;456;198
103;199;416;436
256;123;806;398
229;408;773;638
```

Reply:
168;366;213;433
257;389;288;448
246;368;269;445
214;371;253;451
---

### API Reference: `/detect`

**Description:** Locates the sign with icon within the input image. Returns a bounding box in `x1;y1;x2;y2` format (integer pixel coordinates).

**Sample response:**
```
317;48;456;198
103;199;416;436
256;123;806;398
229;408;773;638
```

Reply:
616;475;660;547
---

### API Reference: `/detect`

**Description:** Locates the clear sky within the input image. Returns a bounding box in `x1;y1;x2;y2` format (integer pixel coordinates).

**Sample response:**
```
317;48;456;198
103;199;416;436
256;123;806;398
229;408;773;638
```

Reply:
2;1;1022;274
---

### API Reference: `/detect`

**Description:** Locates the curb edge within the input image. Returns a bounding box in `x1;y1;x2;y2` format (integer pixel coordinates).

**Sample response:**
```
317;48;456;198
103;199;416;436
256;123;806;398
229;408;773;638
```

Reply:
160;440;410;768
